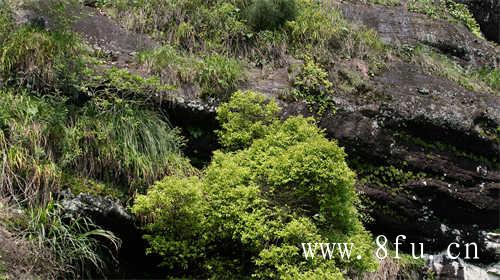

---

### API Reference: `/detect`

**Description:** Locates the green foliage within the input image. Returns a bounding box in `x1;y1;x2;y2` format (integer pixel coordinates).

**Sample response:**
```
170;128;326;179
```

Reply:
198;54;246;98
472;66;500;93
216;90;280;151
0;88;192;201
444;0;482;37
138;47;246;98
286;0;387;68
17;202;121;278
0;2;13;44
102;0;386;68
0;24;84;94
291;58;334;113
0;90;67;205
62;98;193;189
404;0;482;37
137;45;200;84
132;176;207;270
86;67;174;99
402;44;498;95
133;92;377;278
246;0;297;31
355;163;425;195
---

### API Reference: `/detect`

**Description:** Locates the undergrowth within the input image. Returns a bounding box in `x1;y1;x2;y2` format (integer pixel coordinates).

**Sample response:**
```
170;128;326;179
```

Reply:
14;202;121;278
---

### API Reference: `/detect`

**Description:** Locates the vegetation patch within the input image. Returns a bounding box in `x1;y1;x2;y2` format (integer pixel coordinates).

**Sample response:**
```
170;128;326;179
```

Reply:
62;98;194;190
132;92;378;278
401;44;499;95
290;57;335;113
361;0;482;37
0;5;84;95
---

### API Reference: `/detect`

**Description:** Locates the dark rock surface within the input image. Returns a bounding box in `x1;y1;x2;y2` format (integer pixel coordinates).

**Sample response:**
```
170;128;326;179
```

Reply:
338;2;499;67
59;192;164;278
457;0;500;44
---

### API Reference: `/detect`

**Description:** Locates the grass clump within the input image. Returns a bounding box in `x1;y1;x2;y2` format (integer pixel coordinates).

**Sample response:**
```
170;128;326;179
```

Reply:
138;47;246;99
198;54;246;98
286;0;387;67
0;90;67;206
16;202;121;278
0;22;84;94
132;92;378;278
62;98;193;190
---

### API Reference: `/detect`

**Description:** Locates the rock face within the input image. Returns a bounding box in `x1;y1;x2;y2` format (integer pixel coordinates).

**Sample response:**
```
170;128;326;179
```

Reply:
426;250;500;279
457;0;500;43
338;2;499;67
59;192;164;278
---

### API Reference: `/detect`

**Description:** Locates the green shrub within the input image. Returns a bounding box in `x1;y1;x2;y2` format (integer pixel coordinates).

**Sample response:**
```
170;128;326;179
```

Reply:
291;58;334;113
246;0;297;31
216;90;280;151
133;92;377;278
132;176;207;270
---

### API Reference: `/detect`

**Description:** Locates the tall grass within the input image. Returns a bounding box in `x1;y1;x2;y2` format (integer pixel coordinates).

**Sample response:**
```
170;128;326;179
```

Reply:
20;202;121;278
62;99;195;190
0;25;84;94
0;90;67;206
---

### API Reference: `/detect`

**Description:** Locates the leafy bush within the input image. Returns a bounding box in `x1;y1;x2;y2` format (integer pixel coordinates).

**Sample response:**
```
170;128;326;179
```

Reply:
133;92;377;278
132;176;207;271
246;0;297;31
291;58;334;113
216;90;280;150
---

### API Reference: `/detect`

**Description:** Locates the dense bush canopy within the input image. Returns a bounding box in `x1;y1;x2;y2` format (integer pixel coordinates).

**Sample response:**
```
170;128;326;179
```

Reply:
132;92;377;278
